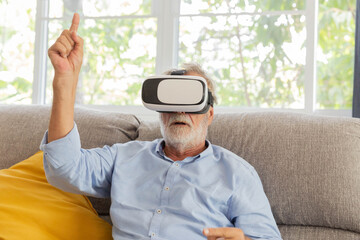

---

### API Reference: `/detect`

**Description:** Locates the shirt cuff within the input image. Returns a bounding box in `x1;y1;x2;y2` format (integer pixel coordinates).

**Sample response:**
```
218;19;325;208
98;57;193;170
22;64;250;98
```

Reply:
40;122;81;168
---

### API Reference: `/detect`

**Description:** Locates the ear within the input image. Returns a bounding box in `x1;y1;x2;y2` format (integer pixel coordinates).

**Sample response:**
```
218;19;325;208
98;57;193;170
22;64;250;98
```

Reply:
207;106;214;126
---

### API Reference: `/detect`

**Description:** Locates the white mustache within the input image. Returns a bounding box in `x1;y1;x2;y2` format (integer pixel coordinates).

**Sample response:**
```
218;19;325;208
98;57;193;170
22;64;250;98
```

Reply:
168;114;192;127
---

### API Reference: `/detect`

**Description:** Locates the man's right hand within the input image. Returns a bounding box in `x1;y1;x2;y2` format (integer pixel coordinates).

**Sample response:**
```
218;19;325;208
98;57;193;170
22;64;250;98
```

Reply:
48;12;83;92
47;13;83;143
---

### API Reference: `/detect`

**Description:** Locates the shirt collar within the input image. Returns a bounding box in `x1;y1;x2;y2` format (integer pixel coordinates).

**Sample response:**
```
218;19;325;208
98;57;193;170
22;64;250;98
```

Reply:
155;139;166;157
155;139;214;162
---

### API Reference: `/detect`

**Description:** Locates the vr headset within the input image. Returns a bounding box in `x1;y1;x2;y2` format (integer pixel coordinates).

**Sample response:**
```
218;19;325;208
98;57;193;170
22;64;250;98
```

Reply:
142;70;213;114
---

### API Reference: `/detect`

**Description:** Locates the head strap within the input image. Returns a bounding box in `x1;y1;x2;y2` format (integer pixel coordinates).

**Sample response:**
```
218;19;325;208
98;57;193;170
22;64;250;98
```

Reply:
170;69;186;75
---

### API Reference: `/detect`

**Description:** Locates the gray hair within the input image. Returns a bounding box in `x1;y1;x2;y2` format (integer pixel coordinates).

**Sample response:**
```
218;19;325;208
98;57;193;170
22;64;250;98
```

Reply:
163;63;218;104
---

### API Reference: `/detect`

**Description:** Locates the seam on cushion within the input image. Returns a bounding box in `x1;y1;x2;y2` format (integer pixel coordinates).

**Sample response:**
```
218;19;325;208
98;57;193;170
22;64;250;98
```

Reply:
132;115;141;140
277;224;360;235
82;195;98;215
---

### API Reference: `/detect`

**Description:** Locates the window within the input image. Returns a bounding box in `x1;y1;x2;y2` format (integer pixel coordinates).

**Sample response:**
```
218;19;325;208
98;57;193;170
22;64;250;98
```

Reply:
0;0;356;117
0;0;36;104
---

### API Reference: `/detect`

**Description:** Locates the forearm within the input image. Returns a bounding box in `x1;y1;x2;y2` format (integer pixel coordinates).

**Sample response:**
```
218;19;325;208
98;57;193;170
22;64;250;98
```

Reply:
48;75;77;142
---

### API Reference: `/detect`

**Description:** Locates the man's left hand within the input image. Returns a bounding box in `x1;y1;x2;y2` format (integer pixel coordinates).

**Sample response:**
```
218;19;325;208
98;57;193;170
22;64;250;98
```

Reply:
203;227;251;240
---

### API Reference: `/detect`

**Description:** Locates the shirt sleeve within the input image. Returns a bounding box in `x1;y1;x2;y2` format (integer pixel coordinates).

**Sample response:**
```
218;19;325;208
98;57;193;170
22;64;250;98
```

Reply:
39;123;117;198
228;168;282;240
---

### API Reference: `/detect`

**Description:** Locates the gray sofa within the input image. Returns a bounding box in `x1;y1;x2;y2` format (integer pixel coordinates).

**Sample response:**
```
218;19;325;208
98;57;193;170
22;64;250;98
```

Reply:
1;104;359;239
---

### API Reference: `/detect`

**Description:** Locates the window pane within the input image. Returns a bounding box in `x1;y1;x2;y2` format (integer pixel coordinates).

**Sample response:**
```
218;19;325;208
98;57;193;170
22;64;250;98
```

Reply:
179;14;306;108
317;0;355;109
180;0;305;15
0;0;36;104
46;18;157;105
50;0;152;18
49;0;65;18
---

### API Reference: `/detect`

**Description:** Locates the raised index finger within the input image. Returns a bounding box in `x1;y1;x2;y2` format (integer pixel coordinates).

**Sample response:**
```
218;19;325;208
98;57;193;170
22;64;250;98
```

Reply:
69;13;80;32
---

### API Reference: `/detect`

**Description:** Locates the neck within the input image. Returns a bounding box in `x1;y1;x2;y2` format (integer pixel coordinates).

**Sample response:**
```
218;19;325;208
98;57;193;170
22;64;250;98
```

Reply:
163;141;207;161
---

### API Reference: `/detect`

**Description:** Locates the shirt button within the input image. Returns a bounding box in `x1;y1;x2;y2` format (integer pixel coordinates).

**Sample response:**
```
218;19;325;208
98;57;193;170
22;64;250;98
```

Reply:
151;233;155;237
165;186;170;191
175;163;179;167
157;209;162;214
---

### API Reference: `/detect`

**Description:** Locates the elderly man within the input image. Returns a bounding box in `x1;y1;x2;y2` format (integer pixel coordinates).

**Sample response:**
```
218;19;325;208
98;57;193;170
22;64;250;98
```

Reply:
40;13;282;240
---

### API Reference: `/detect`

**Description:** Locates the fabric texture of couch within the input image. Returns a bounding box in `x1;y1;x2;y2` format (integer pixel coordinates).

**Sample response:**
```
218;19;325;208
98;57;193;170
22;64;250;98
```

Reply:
0;104;359;239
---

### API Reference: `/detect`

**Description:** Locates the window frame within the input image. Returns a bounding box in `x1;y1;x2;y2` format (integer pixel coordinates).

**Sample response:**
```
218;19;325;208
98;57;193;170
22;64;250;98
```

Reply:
353;0;360;118
32;0;352;119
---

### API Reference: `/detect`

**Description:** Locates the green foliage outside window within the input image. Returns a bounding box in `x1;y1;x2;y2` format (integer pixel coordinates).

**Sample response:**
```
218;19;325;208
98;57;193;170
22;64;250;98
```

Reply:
179;0;355;109
317;0;355;109
0;0;35;103
46;0;156;105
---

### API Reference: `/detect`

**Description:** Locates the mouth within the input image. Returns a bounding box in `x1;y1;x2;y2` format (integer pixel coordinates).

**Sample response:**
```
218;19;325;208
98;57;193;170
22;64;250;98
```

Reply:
170;121;190;127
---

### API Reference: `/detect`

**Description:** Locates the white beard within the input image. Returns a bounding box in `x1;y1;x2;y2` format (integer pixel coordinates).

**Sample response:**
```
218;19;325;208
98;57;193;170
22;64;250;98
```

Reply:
159;113;209;151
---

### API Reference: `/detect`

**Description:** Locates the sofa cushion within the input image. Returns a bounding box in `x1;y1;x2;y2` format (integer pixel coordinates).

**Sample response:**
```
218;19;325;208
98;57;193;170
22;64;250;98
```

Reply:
0;151;112;239
278;225;360;239
136;112;360;234
136;120;162;141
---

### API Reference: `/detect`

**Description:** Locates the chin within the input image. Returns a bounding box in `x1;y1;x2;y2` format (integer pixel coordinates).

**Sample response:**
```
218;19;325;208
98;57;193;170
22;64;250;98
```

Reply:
160;119;209;150
164;130;204;150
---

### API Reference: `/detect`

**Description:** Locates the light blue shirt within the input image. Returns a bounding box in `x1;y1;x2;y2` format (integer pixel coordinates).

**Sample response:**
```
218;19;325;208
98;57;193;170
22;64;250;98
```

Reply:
40;123;281;240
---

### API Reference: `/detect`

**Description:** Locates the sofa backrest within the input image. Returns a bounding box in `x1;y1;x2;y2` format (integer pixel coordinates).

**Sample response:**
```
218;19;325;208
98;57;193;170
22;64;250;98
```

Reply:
0;105;140;169
137;112;360;234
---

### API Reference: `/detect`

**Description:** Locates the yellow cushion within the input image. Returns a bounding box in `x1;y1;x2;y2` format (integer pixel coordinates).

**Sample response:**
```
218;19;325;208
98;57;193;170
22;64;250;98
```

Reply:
0;151;112;240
